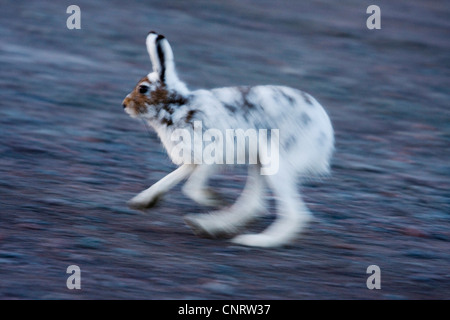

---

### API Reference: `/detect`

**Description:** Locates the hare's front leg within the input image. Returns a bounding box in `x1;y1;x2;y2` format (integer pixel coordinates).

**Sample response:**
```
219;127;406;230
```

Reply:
128;164;196;210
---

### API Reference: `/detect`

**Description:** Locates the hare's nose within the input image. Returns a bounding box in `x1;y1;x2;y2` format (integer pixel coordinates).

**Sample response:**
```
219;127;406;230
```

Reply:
122;95;131;109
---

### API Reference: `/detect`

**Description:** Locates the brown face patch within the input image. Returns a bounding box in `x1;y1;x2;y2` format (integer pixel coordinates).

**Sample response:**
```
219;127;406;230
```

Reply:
123;76;188;121
124;77;165;116
149;86;168;104
122;77;152;116
122;95;148;116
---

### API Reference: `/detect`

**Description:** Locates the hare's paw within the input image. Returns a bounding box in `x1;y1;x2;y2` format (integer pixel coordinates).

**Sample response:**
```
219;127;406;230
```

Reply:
230;233;287;248
127;191;163;210
184;213;239;239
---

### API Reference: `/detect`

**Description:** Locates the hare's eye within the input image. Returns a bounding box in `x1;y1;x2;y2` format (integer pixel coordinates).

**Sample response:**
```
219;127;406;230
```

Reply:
139;85;149;94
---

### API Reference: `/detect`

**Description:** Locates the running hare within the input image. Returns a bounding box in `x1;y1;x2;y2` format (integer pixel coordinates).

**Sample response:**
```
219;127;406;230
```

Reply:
122;32;334;247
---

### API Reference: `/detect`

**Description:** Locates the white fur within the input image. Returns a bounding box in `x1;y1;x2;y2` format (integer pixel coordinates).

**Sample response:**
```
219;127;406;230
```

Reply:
124;32;334;248
128;164;196;209
146;33;163;76
146;33;189;95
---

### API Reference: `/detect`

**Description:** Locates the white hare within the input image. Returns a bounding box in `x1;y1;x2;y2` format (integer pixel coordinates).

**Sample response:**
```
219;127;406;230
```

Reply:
122;31;334;247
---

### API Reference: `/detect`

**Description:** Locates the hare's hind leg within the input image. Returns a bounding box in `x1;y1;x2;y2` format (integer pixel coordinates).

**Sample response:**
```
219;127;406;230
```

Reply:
184;165;265;238
182;165;225;207
231;167;312;247
128;164;196;209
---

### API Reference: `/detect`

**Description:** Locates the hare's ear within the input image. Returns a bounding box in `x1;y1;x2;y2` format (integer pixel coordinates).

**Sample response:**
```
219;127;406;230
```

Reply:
146;31;188;94
146;31;174;83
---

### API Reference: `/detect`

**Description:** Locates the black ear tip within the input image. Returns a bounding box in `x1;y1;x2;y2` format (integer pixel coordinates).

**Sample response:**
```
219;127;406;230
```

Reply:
147;31;165;40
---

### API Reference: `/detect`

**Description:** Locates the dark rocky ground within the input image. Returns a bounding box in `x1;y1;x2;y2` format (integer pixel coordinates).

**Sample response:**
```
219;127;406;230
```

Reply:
0;0;449;299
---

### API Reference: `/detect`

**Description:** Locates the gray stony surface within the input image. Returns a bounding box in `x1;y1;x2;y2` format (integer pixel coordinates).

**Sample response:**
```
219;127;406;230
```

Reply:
0;0;449;299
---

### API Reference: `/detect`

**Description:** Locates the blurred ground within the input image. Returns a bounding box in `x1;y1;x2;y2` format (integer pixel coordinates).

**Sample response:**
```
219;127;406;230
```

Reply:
0;0;449;299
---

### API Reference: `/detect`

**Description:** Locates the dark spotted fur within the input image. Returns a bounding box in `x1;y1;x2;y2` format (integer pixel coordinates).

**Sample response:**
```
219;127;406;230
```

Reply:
301;92;314;106
300;112;312;126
